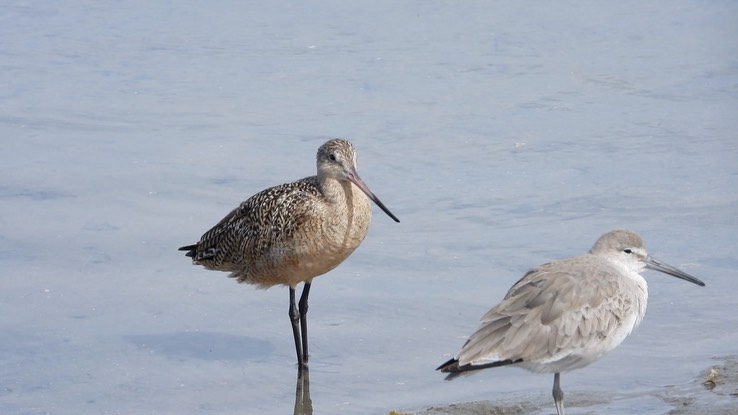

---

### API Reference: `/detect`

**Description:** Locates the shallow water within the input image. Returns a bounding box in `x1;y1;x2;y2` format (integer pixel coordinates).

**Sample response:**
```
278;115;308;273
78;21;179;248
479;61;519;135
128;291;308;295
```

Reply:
1;1;737;414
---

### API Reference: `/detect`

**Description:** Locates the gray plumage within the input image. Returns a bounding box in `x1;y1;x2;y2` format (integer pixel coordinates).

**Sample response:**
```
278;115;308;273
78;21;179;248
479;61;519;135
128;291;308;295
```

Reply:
438;229;705;415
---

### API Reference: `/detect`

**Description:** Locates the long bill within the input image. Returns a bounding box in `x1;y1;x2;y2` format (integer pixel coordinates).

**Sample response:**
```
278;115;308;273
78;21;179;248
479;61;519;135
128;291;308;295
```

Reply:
346;170;400;223
645;256;705;286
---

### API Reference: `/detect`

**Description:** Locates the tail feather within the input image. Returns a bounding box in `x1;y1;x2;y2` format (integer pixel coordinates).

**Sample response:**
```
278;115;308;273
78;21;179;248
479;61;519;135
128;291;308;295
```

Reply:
437;357;519;381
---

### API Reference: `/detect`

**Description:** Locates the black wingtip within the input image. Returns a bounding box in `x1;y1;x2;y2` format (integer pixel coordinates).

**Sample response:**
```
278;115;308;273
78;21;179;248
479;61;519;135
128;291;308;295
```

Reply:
178;244;197;258
437;358;520;381
436;357;458;372
437;358;464;381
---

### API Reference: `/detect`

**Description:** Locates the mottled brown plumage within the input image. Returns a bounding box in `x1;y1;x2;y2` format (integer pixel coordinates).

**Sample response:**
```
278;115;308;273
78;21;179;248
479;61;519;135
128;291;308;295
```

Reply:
179;138;399;369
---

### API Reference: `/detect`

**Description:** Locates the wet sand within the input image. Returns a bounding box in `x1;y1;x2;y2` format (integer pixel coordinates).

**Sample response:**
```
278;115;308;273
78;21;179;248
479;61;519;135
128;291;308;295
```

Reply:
391;356;738;415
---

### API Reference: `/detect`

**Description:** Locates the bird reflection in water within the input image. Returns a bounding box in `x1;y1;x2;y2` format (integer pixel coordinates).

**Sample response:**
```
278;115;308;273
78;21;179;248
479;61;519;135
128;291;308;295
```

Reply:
293;367;313;415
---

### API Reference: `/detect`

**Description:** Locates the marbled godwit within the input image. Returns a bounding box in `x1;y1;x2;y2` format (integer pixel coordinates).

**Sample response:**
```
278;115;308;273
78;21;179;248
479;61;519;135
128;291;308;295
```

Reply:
437;229;704;415
179;138;399;368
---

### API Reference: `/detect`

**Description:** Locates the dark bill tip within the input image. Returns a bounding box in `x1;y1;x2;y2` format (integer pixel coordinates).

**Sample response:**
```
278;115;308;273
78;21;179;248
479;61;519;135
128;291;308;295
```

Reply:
645;256;705;287
347;172;400;223
371;195;400;223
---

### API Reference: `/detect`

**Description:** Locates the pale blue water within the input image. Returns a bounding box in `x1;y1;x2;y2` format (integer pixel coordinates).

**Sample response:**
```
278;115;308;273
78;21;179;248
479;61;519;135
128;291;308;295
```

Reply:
1;1;737;414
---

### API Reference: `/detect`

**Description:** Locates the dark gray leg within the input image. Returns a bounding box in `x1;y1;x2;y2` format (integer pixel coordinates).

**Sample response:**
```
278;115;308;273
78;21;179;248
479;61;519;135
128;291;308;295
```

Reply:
298;282;311;363
553;372;565;415
289;287;305;368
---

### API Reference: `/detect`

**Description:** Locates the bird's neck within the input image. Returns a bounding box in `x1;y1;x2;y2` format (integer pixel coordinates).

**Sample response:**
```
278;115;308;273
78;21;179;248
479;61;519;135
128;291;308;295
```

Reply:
317;176;372;250
608;259;649;329
318;175;363;203
319;176;347;202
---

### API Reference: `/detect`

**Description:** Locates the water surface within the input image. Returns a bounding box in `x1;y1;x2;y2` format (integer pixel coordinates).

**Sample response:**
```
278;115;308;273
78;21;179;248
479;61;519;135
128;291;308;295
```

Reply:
1;1;737;414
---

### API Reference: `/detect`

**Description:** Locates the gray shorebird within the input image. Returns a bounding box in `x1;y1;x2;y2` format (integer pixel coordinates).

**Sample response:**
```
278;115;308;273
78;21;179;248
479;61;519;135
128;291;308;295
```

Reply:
179;138;399;368
437;229;704;415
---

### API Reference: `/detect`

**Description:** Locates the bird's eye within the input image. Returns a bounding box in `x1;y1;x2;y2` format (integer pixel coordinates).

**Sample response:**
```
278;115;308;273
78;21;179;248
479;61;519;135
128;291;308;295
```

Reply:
329;154;336;161
623;249;633;254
